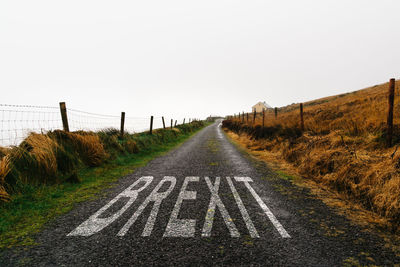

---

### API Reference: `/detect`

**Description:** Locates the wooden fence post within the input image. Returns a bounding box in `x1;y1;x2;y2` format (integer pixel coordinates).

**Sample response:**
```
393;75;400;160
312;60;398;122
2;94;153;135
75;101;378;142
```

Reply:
171;119;173;129
246;112;249;123
175;120;177;127
59;102;70;132
253;110;256;124
149;116;154;134
300;103;304;131
274;107;278;119
183;118;185;125
262;110;265;127
120;112;125;138
387;78;396;147
242;112;244;123
162;116;166;129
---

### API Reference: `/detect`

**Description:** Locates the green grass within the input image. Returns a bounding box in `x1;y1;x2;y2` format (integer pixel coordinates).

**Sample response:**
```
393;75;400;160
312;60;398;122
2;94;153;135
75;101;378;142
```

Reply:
0;124;208;249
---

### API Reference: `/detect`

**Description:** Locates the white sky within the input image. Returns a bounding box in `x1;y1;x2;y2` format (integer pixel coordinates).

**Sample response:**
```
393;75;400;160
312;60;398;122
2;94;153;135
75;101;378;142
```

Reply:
1;0;399;119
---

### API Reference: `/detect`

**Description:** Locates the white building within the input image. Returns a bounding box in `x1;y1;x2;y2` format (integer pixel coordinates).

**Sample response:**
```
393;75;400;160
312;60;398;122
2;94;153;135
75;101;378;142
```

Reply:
252;101;272;113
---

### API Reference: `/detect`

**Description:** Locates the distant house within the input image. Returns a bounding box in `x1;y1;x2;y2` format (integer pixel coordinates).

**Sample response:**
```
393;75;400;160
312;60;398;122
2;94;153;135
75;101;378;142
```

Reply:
252;101;272;113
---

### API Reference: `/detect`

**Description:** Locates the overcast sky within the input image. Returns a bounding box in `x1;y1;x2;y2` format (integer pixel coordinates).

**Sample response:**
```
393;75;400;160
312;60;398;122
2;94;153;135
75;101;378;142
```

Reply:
1;0;399;119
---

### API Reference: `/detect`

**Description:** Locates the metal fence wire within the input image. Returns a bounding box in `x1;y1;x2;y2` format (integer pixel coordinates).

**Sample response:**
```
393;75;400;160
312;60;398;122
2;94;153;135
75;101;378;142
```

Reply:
0;104;62;147
0;103;178;147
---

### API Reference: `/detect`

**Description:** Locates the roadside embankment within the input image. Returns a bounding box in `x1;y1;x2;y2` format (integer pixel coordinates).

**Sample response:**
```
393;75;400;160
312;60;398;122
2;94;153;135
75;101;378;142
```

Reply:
0;121;206;248
223;81;400;231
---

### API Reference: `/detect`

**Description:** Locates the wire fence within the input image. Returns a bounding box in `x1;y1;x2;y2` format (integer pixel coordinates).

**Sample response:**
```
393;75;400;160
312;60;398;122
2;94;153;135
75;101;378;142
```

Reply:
0;104;62;146
0;103;189;147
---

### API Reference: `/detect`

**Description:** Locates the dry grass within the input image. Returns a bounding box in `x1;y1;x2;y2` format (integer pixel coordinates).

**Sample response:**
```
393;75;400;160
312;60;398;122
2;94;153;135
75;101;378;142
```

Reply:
0;156;11;201
0;131;108;198
68;132;107;167
0;121;206;202
224;80;400;230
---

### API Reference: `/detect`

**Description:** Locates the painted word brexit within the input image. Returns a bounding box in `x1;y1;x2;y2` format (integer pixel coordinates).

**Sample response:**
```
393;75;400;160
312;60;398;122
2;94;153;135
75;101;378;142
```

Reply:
68;176;290;238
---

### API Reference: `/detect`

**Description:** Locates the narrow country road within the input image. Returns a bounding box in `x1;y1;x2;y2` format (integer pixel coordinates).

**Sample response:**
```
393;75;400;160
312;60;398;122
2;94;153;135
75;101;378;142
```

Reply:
2;120;399;266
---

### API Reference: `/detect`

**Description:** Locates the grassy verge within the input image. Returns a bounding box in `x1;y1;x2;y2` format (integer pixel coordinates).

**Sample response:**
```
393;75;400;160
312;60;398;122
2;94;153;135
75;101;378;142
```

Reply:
222;81;400;231
0;122;209;249
224;129;400;256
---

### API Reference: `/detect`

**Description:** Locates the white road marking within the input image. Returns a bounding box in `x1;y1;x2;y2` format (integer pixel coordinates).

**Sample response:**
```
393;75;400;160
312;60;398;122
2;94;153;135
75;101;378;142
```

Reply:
216;124;223;139
69;175;291;238
226;177;259;238
164;176;199;237
68;176;153;236
235;177;291;238
202;177;240;237
117;176;176;236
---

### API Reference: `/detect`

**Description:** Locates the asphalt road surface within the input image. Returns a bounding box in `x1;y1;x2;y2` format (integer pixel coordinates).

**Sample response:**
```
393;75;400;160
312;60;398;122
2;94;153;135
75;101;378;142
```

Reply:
2;120;399;266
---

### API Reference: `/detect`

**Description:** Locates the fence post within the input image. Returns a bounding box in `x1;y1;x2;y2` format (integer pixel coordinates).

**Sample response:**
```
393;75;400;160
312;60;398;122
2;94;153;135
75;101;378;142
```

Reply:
262;110;265;127
300;103;304;131
175;120;177;127
246;112;249;123
162;116;166;129
59;102;70;132
150;116;154;135
274;107;278;119
183;118;185;125
387;78;396;147
171;119;173;129
242;112;244;123
120;112;125;138
253;110;256;124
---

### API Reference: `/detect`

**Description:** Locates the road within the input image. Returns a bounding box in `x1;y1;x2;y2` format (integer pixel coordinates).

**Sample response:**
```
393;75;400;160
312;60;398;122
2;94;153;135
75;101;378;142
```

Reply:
2;120;399;266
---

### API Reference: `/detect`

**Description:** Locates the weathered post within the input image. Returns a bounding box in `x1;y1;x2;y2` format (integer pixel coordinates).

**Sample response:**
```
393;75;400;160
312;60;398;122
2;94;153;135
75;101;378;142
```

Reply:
183;118;185;125
150;116;154;135
274;107;278;119
262;110;265;127
120;112;125;138
59;102;70;132
246;112;249;123
242;112;244;123
171;119;173;129
253;110;256;124
162;116;166;129
300;103;304;131
175;120;177;127
387;78;396;147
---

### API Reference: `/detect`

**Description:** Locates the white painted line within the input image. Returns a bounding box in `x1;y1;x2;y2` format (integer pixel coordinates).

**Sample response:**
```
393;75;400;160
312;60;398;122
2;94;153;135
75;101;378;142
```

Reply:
226;177;259;238
235;177;290;238
164;176;199;237
202;177;240;237
68;176;153;236
117;176;176;236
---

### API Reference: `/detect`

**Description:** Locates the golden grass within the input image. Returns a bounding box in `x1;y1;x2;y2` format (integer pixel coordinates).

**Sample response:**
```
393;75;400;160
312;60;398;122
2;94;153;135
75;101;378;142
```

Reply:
0;155;11;201
23;133;59;179
0;121;206;202
225;80;400;230
240;81;400;136
0;131;109;198
69;132;107;167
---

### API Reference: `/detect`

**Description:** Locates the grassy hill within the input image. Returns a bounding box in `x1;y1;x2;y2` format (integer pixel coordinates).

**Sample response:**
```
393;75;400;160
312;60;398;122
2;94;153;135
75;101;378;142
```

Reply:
223;80;400;230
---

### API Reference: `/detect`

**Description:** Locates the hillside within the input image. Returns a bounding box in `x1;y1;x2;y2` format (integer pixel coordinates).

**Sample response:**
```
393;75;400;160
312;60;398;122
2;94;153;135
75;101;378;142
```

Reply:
223;80;400;230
